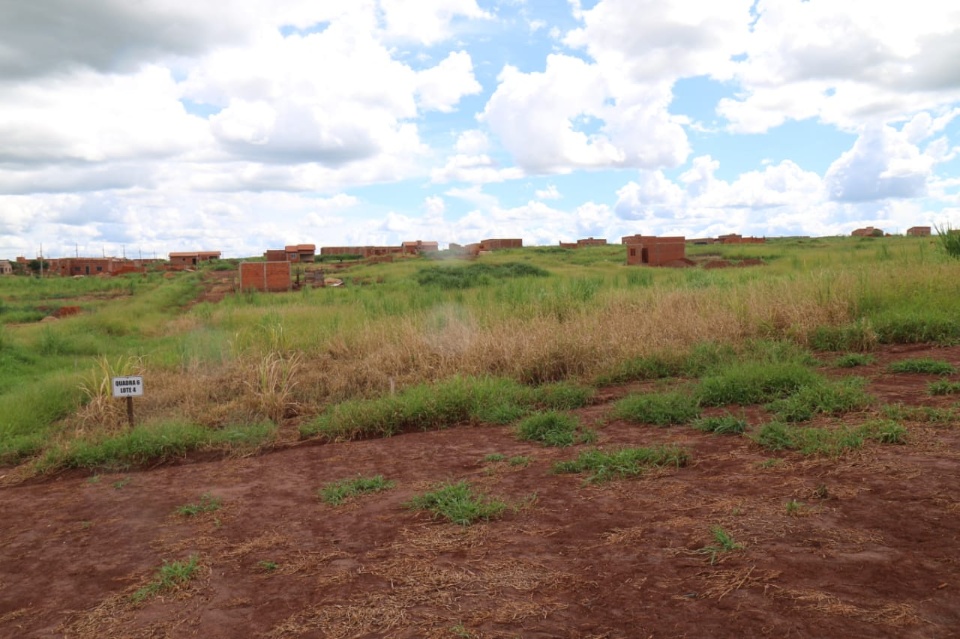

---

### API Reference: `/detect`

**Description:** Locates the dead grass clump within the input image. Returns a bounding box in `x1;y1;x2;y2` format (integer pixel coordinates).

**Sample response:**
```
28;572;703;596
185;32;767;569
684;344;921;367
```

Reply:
246;351;302;423
75;355;144;433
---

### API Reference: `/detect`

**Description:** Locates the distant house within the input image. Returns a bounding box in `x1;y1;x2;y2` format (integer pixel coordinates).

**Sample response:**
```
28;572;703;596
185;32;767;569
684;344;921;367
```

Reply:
851;227;882;237
576;237;607;247
907;226;931;237
718;234;766;244
401;240;439;255
479;238;523;251
286;244;316;262
48;257;130;276
0;260;12;275
625;236;687;266
169;251;221;266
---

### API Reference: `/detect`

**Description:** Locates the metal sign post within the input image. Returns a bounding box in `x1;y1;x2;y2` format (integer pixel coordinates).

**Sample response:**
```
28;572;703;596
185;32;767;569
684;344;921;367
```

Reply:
111;376;144;428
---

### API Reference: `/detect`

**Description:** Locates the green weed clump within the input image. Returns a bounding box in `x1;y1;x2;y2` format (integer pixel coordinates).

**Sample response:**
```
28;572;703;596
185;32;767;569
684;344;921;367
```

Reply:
318;475;395;506
176;493;222;516
552;445;689;483
935;224;960;259
834;353;875;368
515;412;596;447
881;403;958;424
887;358;955;375
691;414;748;435
753;419;904;456
39;421;276;472
697;362;819;407
808;321;877;352
928;380;960;396
613;391;701;426
131;555;201;603
699;526;743;564
302;376;589;441
873;314;960;345
765;378;873;422
405;481;507;526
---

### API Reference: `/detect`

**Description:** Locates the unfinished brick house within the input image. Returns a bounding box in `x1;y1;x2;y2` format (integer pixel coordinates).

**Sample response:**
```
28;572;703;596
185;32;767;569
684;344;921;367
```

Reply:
851;227;882;237
479;238;523;251
239;261;291;292
286;244;316;262
625;236;687;266
169;251;221;266
907;226;931;237
48;257;130;277
401;240;439;254
0;260;12;275
718;234;766;244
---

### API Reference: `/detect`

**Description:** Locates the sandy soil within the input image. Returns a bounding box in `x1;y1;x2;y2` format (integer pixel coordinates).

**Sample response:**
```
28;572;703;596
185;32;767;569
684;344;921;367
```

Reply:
1;344;959;638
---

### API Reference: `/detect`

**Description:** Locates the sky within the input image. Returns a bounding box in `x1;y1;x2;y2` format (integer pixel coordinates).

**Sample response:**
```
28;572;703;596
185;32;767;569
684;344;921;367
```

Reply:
1;0;959;259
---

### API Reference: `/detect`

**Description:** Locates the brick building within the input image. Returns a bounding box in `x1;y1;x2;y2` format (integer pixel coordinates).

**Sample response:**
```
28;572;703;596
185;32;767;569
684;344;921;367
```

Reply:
0;260;12;275
401;240;439;255
718;234;766;244
907;226;931;237
169;251;221;266
239;261;291;292
479;238;523;251
625;236;687;266
851;227;882;237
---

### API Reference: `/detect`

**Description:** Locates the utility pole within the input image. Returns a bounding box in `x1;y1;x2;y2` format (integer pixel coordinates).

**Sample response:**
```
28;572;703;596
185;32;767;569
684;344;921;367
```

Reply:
39;243;43;278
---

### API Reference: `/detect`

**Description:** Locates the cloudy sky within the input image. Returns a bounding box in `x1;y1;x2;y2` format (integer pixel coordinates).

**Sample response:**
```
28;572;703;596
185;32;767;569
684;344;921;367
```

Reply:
2;0;959;259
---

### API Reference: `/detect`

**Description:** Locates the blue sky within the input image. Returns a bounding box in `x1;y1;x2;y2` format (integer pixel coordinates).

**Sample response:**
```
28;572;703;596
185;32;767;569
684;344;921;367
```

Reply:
1;0;959;258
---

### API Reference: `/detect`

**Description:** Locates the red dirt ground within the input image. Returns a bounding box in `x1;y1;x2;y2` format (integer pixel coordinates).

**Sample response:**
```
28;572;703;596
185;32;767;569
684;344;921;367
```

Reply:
2;345;959;638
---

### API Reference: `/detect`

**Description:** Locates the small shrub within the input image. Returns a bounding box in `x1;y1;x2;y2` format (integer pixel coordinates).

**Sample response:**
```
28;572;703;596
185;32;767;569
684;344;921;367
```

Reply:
613;391;700;426
516;412;595;447
405;481;507;526
318;475;395;506
785;499;805;517
508;455;531;467
552;445;689;483
535;381;594;410
888;358;955;375
483;453;506;463
860;419;907;444
929;380;960;396
691;414;747;435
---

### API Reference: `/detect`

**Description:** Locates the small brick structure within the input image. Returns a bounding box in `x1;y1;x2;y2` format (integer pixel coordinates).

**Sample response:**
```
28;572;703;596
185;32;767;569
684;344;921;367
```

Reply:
239;261;291;292
625;236;687;266
907;226;931;237
401;240;439;255
851;227;883;237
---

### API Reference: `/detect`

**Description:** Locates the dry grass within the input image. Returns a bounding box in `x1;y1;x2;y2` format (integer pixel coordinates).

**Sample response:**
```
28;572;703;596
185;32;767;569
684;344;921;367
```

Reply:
74;355;145;434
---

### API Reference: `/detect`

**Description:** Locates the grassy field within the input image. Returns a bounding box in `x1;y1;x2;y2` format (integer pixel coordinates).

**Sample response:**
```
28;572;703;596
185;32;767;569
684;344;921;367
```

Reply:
1;235;958;473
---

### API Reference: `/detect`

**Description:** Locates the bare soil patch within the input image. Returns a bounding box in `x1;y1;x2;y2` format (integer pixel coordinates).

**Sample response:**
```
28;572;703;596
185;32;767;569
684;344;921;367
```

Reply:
2;345;959;638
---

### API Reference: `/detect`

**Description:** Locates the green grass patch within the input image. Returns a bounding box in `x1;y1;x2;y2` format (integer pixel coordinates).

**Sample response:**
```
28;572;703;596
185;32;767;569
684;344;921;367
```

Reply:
753;419;904;455
764;377;873;422
887;358;955;375
508;455;531;467
552;445;689;483
809;322;876;352
176;493;222;516
405;481;507;526
415;262;549;289
873;314;960;346
691;414;747;435
302;376;589;441
483;453;505;463
881;403;958;424
318;475;395;506
929;380;960;396
131;555;201;604
38;420;276;472
613;391;700;426
834;353;875;368
697;362;820;407
515;411;595;447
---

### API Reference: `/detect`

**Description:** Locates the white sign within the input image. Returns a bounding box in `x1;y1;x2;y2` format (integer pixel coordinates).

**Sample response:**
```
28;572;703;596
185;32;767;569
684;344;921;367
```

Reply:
112;376;144;398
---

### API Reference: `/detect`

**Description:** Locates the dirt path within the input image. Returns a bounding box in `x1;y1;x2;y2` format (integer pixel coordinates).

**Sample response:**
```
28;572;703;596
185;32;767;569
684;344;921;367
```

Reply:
2;345;959;638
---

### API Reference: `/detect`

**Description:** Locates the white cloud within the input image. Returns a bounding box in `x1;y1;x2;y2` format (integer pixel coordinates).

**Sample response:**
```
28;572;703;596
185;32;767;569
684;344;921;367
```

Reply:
455;130;490;155
415;51;483;113
824;125;933;202
535;185;561;200
720;0;960;132
481;54;688;173
378;0;492;45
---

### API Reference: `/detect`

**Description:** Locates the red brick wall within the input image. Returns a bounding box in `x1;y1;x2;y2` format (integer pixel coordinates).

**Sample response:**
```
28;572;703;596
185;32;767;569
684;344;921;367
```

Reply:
625;237;686;266
480;238;523;250
240;261;291;292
